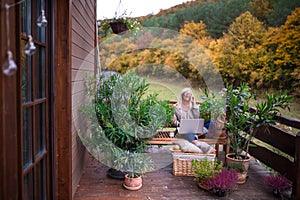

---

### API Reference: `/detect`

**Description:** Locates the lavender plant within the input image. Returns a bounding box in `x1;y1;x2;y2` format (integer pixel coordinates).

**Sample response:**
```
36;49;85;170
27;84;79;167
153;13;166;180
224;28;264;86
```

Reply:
206;168;238;197
264;173;292;196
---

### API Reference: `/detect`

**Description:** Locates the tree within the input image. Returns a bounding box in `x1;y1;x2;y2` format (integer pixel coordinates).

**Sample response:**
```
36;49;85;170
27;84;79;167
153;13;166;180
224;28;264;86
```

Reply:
180;21;213;47
266;0;300;27
180;21;207;41
209;11;268;88
249;0;273;25
263;7;300;93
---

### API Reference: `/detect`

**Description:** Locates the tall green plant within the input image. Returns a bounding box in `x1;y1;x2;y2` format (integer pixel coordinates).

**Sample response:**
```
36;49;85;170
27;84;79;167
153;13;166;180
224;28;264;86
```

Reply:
95;72;167;152
225;83;291;159
80;72;170;176
199;88;226;122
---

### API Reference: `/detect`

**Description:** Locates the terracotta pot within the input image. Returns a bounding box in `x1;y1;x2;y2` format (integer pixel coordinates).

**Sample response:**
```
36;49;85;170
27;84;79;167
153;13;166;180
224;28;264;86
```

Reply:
198;181;210;191
237;172;247;184
225;153;251;184
123;174;143;190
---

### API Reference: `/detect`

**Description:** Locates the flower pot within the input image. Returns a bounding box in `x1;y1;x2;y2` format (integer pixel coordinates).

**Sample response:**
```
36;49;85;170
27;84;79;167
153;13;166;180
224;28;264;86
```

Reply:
109;21;128;34
198;180;210;191
272;189;281;197
237;172;248;184
107;168;125;179
215;189;227;197
226;153;251;184
123;174;143;190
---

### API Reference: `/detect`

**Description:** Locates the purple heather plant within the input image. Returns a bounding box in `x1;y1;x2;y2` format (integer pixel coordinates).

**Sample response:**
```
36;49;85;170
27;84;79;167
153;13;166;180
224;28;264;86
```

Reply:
206;168;238;194
264;173;292;193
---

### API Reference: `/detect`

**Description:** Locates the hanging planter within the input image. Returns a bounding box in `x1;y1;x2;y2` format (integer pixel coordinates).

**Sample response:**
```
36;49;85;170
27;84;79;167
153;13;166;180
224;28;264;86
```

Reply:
98;0;141;36
109;20;128;34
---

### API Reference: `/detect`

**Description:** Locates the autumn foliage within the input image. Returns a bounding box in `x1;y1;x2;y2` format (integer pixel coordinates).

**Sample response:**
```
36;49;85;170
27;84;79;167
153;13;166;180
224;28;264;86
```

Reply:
98;1;300;95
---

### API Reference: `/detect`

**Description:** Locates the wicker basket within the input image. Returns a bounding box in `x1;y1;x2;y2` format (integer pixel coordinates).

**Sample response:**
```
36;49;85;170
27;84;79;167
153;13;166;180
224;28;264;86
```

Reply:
172;152;216;176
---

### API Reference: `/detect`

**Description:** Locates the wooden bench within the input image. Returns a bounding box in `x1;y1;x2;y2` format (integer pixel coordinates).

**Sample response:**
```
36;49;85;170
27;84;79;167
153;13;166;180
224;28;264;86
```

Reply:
147;129;230;157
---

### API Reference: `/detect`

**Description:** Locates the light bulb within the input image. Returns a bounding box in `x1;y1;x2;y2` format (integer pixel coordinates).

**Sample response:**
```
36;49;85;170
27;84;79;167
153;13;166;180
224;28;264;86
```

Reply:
36;10;47;27
2;51;17;76
24;35;36;56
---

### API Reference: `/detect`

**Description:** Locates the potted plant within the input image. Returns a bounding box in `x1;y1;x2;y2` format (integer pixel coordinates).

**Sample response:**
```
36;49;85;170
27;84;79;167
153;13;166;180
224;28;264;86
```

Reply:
264;173;292;198
224;83;291;181
98;10;141;36
199;88;226;138
113;150;154;190
192;158;223;190
226;162;247;184
199;89;226;123
192;158;238;197
79;72;170;188
206;168;238;197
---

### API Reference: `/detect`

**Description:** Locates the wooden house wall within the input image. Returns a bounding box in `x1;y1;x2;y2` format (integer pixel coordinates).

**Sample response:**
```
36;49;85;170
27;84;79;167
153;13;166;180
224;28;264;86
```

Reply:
71;0;97;197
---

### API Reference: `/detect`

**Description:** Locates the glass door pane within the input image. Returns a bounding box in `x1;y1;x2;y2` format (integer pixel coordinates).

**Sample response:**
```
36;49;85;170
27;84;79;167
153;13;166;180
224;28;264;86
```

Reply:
36;159;47;200
23;107;33;169
21;0;50;199
35;103;46;155
35;46;46;99
24;171;34;200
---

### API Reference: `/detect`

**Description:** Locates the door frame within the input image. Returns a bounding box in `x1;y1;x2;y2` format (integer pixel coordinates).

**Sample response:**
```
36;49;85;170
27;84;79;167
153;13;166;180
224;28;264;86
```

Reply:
0;0;73;199
52;0;72;199
0;0;19;199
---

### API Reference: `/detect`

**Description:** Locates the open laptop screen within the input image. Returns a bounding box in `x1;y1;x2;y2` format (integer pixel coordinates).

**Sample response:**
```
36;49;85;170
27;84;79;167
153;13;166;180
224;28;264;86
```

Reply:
178;118;205;134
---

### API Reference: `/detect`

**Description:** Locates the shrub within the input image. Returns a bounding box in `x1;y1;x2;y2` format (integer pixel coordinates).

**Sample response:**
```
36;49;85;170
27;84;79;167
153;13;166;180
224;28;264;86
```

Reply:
206;168;238;195
192;158;223;182
264;173;292;195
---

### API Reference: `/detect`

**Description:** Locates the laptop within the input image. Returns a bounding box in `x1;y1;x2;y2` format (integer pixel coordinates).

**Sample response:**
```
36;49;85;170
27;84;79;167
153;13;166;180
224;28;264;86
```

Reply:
178;118;205;134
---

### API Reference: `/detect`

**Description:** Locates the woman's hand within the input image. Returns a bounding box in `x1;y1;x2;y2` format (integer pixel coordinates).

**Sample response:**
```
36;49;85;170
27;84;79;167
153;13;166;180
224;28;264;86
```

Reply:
172;114;180;127
191;95;196;104
173;114;177;121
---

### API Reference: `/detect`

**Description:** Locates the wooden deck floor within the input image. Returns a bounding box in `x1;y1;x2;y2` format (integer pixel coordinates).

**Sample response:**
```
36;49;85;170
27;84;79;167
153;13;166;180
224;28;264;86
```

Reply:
74;150;281;200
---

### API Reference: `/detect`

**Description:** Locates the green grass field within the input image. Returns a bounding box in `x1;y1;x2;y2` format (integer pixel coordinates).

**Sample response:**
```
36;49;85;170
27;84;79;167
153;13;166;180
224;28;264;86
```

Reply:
145;79;300;120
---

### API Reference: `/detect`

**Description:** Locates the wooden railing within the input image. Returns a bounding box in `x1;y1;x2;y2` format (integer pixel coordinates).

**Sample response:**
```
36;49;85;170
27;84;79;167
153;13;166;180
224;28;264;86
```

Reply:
248;115;300;199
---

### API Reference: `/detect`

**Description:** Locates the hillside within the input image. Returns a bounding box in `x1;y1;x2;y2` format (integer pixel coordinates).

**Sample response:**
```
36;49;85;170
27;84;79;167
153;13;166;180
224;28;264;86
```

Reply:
139;0;300;38
97;0;300;100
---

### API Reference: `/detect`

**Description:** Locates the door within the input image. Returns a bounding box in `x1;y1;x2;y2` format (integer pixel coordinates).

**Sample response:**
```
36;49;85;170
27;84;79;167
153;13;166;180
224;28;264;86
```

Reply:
20;0;52;199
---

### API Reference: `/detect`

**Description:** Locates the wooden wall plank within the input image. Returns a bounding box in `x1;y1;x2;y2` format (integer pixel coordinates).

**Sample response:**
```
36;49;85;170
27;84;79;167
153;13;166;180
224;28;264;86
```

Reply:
72;18;94;45
73;0;95;35
72;30;94;52
72;56;93;71
71;0;97;198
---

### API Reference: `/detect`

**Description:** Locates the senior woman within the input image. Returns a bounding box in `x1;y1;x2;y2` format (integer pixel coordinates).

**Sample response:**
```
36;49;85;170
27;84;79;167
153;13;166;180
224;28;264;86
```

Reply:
172;87;214;153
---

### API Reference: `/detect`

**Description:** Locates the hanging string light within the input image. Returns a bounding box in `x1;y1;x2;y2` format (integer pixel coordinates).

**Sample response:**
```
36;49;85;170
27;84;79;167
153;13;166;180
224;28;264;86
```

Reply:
2;51;18;76
24;35;36;56
36;0;47;28
24;0;36;56
2;0;47;76
36;9;47;27
2;3;21;76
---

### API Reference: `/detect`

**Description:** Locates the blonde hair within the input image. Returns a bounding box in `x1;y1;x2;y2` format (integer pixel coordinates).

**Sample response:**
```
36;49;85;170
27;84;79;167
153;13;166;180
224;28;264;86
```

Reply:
177;87;193;108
